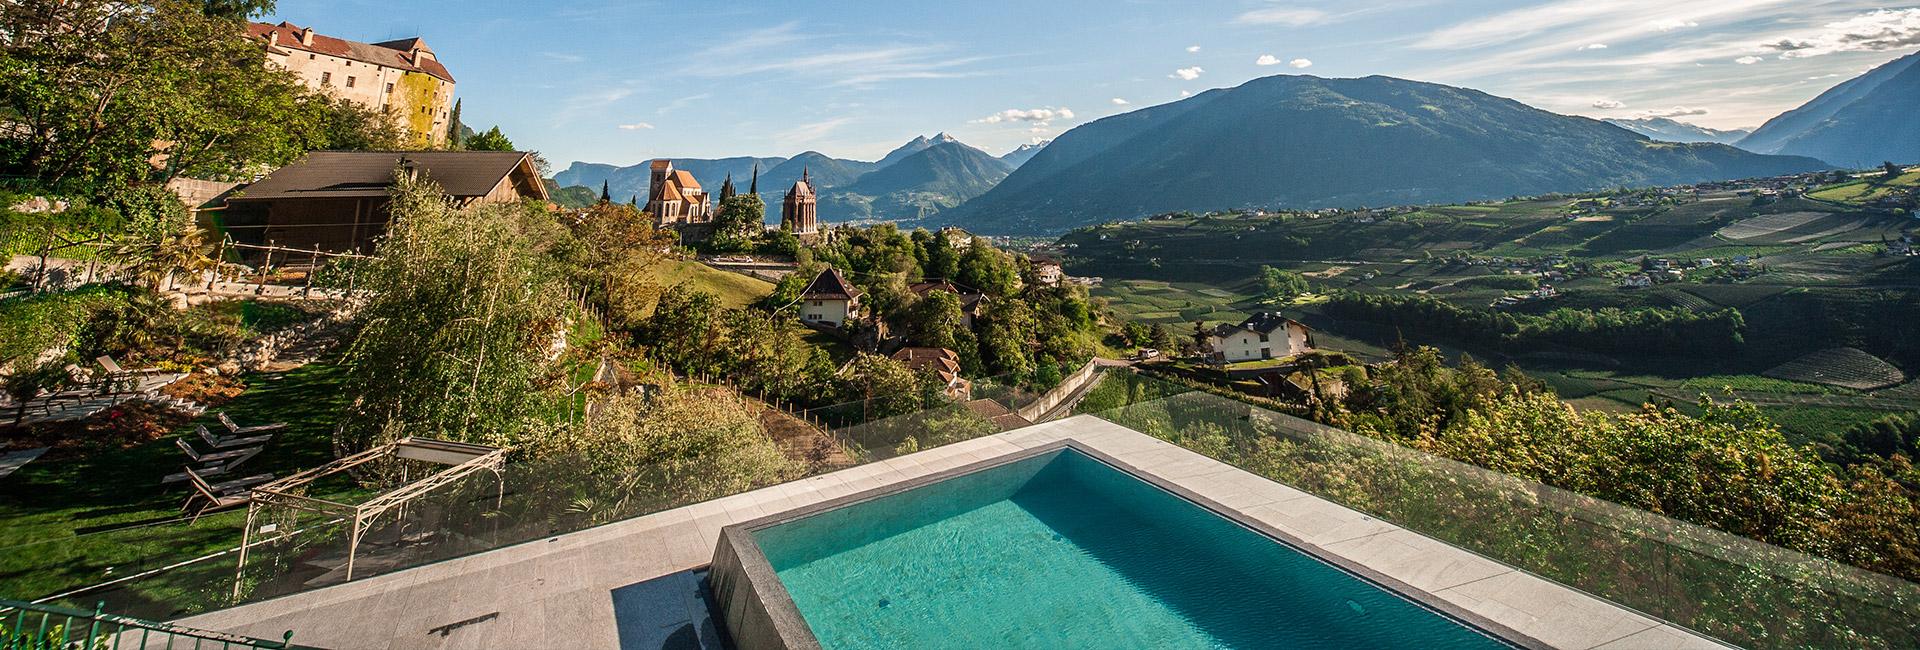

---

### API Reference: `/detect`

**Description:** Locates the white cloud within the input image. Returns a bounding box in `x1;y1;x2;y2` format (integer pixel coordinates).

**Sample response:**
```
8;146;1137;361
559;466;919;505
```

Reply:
1760;8;1920;59
1256;54;1282;66
1735;55;1763;65
1171;66;1205;80
540;52;585;64
972;107;1077;126
1180;90;1193;97
1289;58;1313;69
617;123;655;130
1651;19;1698;31
1591;99;1625;109
1233;7;1332;27
1110;97;1131;106
1187;45;1202;53
1638;106;1709;118
1578;43;1608;51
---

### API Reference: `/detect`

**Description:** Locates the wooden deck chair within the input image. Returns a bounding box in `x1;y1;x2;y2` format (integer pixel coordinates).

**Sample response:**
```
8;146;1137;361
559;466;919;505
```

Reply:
175;437;261;464
163;446;265;484
198;424;274;449
181;467;270;523
218;412;288;436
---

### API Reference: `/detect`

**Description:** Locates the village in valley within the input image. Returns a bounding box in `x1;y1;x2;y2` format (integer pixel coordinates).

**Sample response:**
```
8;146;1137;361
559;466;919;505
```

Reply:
5;2;1920;648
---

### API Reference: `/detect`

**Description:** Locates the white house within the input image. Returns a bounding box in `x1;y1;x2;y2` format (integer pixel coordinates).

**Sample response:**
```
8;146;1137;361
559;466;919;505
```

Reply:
1203;312;1314;364
798;268;862;327
1032;259;1064;286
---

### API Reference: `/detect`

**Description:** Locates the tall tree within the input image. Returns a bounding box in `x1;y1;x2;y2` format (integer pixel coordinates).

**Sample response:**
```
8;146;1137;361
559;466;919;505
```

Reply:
444;98;465;149
0;0;328;191
464;126;516;152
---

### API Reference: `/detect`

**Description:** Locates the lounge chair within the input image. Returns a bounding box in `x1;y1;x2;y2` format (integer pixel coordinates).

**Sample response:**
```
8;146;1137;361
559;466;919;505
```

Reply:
218;412;288;436
175;437;261;464
197;424;273;449
95;355;168;377
163;445;265;484
180;467;271;522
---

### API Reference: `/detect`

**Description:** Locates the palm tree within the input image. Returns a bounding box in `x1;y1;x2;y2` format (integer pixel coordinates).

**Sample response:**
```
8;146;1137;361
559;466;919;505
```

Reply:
109;227;217;291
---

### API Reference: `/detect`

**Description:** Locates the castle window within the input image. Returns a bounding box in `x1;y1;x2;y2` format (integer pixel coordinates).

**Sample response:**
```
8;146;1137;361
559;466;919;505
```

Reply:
345;76;355;88
319;71;331;85
385;83;394;94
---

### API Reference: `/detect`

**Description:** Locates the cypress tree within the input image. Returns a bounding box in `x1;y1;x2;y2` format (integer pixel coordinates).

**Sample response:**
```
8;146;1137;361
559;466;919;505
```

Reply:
445;99;464;148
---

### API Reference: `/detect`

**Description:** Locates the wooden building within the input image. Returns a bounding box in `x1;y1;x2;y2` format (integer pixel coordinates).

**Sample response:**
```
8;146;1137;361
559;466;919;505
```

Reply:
222;151;547;254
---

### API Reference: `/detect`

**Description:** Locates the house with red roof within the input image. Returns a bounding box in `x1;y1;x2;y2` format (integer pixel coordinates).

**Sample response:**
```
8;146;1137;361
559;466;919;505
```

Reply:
247;22;456;148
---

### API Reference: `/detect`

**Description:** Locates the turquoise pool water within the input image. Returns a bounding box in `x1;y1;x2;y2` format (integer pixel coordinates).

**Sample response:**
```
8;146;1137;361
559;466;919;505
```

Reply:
752;449;1512;649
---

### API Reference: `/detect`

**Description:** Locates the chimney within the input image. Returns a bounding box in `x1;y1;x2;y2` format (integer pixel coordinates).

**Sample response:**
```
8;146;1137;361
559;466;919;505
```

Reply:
298;27;314;46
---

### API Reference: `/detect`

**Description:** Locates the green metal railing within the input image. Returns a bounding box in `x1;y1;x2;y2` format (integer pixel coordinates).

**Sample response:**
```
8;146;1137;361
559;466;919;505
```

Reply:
0;599;292;650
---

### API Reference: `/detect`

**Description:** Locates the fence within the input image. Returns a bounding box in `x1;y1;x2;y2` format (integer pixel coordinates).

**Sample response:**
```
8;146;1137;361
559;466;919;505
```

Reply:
0;599;293;650
1074;370;1920;650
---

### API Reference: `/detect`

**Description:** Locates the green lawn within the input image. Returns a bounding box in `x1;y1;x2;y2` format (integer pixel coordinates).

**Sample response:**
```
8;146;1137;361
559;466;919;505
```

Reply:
0;362;353;605
662;260;773;310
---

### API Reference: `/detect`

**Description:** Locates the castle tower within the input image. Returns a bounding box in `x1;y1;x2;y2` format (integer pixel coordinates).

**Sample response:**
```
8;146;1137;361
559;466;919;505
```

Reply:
782;168;818;235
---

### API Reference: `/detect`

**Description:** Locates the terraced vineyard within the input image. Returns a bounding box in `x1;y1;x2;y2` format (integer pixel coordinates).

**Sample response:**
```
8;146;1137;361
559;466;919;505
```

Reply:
1763;348;1908;391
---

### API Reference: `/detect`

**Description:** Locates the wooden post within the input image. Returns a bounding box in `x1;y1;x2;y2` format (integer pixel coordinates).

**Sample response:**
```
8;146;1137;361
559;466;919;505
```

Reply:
208;238;225;290
257;242;272;296
304;247;318;297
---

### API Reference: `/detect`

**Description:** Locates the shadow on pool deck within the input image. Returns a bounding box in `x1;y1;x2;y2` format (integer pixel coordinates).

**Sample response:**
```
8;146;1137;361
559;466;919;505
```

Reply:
611;569;729;650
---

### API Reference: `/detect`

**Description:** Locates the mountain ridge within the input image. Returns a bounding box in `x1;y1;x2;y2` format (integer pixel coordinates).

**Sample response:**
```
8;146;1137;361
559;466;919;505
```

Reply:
938;74;1827;234
1739;50;1920;168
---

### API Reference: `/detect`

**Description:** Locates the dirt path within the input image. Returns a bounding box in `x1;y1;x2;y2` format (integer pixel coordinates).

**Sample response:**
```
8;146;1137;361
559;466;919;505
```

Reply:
755;403;856;473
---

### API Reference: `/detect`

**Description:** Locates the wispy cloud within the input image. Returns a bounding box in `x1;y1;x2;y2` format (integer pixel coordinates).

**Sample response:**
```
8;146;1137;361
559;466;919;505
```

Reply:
1759;8;1920;59
1637;105;1710;118
617;122;655;130
1592;99;1625;109
1110;97;1131;105
972;107;1076;126
656;93;712;115
540;52;585;64
1170;66;1205;80
1578;43;1608;51
687;22;991;88
774;117;858;149
1187;45;1202;53
1735;55;1763;64
1234;7;1333;27
551;85;640;128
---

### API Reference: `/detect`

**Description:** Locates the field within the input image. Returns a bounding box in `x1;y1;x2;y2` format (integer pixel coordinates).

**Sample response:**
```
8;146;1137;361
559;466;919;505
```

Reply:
1763;348;1907;391
1065;175;1920;444
663;260;774;309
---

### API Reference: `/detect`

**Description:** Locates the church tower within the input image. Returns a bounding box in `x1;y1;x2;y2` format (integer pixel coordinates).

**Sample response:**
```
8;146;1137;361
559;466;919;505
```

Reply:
782;168;818;235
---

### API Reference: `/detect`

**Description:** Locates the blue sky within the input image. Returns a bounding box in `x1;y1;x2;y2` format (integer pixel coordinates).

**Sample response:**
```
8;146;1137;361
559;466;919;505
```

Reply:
269;1;1920;168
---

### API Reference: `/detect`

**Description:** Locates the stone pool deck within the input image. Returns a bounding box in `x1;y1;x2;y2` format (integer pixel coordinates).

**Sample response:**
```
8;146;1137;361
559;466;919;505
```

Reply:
177;415;1728;650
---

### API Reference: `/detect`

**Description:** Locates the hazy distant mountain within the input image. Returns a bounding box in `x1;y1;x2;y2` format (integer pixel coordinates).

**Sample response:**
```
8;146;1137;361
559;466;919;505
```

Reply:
1740;50;1920;168
1603;117;1750;145
941;74;1828;234
552;157;785;204
823;141;1013;220
761;152;877;195
875;133;959;169
999;140;1050;168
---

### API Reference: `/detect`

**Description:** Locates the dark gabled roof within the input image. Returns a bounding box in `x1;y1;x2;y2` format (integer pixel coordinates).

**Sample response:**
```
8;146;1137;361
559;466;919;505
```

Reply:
908;280;986;310
248;22;455;83
1211;312;1309;338
230;151;542;202
800;268;861;301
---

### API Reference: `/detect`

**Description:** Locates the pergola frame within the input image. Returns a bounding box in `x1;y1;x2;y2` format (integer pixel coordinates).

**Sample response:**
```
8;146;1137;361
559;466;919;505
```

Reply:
233;438;510;596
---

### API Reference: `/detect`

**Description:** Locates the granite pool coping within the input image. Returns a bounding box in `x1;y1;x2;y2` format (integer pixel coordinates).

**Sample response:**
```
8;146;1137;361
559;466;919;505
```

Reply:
177;415;1730;650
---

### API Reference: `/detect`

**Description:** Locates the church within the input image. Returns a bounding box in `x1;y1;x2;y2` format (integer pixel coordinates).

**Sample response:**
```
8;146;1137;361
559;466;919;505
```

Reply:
645;160;711;224
782;169;819;235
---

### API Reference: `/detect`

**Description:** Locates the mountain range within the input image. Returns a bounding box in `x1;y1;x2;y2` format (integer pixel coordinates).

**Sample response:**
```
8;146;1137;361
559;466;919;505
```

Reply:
937;74;1828;234
1739;50;1920;168
550;133;1006;222
999;141;1050;168
1601;118;1750;145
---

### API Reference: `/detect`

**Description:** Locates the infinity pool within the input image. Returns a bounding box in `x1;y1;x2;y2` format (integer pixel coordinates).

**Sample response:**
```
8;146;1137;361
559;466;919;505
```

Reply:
749;448;1513;649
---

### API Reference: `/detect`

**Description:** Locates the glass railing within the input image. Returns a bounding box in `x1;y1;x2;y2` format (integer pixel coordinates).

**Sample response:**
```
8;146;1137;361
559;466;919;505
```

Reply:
4;380;1044;623
1073;370;1920;650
